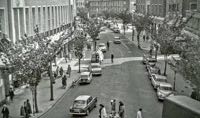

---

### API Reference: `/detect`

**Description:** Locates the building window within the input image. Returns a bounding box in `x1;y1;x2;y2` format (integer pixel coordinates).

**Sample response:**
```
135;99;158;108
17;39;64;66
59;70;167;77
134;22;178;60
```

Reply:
0;9;4;38
190;3;197;10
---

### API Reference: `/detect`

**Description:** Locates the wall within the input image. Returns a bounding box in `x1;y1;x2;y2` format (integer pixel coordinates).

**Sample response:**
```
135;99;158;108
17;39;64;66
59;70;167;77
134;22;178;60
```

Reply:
25;0;69;6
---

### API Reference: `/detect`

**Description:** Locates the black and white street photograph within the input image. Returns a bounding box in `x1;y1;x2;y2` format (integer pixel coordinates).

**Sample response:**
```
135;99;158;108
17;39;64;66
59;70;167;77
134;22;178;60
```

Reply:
0;0;200;118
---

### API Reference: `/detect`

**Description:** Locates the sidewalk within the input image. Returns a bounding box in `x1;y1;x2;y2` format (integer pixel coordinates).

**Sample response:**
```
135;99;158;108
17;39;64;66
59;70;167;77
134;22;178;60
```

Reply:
0;48;92;118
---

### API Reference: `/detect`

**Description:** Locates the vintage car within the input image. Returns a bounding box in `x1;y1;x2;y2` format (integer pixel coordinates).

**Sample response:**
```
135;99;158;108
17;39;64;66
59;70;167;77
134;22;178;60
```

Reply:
147;66;161;78
157;82;174;100
69;95;97;116
142;54;156;65
98;43;107;52
79;72;93;84
151;74;167;90
90;63;102;76
113;36;121;44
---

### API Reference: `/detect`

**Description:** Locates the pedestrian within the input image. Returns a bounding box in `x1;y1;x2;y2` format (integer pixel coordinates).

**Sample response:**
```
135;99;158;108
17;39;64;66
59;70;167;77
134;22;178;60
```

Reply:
20;104;26;117
24;101;29;118
111;54;114;63
118;101;125;118
99;104;107;118
62;75;67;89
66;65;71;78
26;99;32;115
111;99;116;115
9;88;14;101
107;41;110;50
146;35;149;41
136;108;143;118
59;67;64;77
1;104;9;118
56;66;59;76
54;72;57;79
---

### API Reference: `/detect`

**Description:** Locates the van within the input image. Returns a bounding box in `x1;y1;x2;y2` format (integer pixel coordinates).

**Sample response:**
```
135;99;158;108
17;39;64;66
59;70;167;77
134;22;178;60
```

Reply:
162;95;200;118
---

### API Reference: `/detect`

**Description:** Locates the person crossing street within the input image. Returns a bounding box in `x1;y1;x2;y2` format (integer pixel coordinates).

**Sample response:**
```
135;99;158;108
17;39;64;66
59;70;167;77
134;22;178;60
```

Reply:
111;54;114;63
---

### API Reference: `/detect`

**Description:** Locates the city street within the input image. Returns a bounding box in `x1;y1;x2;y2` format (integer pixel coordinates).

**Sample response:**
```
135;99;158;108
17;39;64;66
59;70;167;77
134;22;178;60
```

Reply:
39;29;163;118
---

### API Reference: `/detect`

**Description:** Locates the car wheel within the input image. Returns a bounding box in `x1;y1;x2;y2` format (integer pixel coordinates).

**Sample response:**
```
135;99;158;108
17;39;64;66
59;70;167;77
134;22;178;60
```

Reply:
86;110;89;116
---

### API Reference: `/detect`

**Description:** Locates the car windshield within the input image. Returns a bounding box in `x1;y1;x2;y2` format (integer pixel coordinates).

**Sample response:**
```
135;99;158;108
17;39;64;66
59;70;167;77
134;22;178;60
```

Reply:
81;75;88;79
92;65;100;68
160;86;172;91
73;100;86;108
156;79;167;82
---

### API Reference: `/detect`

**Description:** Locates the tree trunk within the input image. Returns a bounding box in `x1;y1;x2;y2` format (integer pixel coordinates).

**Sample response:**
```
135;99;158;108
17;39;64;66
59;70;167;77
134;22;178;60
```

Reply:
155;46;158;61
123;24;125;35
78;58;81;73
34;85;39;113
132;25;134;41
94;40;97;51
137;32;141;49
49;62;54;101
163;54;168;76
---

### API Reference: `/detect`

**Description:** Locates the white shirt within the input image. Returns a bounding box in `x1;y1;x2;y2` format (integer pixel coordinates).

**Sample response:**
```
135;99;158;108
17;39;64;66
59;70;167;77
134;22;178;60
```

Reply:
101;107;107;118
136;111;142;118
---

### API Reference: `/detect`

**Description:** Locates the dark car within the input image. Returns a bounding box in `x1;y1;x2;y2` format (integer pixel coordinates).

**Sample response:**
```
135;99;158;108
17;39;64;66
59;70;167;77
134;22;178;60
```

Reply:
69;95;97;116
147;66;161;79
113;36;121;44
143;56;157;65
91;53;100;63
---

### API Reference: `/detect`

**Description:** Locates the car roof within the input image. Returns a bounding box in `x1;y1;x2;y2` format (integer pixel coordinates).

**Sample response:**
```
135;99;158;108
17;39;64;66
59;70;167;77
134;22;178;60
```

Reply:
152;74;167;79
114;36;120;39
98;43;105;45
91;63;100;66
81;72;90;76
159;82;172;87
75;95;91;101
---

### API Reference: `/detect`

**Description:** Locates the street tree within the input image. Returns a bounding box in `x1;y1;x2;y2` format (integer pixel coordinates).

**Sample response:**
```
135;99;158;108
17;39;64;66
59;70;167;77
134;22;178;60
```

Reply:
85;21;101;51
72;31;87;73
133;14;153;49
115;9;132;35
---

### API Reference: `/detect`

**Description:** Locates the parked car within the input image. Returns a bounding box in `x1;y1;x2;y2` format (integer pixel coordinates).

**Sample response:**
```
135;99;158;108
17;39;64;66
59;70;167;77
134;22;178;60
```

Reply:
91;53;100;63
151;74;167;89
69;95;97;116
142;54;156;65
98;43;107;52
147;66;161;78
90;63;102;76
157;82;174;100
113;36;121;44
79;72;93;84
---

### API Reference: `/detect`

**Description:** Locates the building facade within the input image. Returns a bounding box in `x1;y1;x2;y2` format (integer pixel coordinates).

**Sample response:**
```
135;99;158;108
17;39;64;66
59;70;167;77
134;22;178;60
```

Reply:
76;0;86;8
130;0;136;13
184;0;200;39
0;0;76;43
88;0;130;16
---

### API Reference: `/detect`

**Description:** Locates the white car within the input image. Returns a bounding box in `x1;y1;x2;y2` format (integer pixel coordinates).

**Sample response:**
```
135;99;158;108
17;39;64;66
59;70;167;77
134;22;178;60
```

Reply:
79;72;92;84
90;63;102;76
151;74;167;89
157;82;174;100
98;43;107;52
113;36;121;44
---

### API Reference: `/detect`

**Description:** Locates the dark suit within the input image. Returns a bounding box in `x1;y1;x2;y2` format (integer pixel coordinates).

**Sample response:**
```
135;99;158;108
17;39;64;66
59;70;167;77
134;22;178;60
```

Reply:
2;107;9;118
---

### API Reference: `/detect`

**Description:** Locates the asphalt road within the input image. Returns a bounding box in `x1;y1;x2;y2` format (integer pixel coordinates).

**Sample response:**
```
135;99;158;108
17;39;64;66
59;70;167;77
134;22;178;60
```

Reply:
40;29;163;118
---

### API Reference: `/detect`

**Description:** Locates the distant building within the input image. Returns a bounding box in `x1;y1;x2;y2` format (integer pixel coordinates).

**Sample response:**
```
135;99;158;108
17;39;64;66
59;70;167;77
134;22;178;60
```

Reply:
0;0;77;43
184;0;200;39
77;0;86;8
88;0;130;16
130;0;136;13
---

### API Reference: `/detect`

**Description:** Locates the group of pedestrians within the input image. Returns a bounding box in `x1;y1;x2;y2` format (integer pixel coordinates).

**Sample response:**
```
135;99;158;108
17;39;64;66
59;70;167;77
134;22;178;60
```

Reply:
55;65;71;89
99;99;143;118
99;100;125;118
20;99;32;118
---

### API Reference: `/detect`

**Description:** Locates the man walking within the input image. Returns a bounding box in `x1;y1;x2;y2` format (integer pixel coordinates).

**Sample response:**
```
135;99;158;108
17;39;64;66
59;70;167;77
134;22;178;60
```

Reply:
1;104;9;118
26;99;32;116
107;41;110;50
99;104;107;118
59;67;64;77
66;65;71;78
118;101;125;118
136;108;143;118
111;54;114;63
9;88;14;101
62;75;67;89
111;99;116;115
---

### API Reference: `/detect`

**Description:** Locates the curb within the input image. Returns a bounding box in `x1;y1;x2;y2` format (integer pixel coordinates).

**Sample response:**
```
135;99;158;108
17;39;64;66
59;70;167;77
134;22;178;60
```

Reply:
37;72;80;118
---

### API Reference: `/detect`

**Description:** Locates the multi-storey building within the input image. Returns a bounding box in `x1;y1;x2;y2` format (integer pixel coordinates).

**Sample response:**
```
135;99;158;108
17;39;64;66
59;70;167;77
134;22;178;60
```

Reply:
184;0;200;39
88;0;130;16
77;0;86;8
0;0;76;43
0;0;77;104
130;0;136;13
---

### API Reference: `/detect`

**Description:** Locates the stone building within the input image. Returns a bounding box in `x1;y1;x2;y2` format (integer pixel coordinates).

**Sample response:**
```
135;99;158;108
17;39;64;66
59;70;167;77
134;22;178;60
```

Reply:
88;0;130;16
0;0;77;43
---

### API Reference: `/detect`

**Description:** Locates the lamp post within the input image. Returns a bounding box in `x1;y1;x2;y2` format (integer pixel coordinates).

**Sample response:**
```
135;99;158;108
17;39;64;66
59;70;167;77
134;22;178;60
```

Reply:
29;77;37;115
